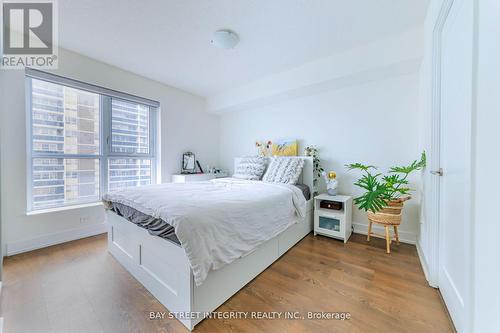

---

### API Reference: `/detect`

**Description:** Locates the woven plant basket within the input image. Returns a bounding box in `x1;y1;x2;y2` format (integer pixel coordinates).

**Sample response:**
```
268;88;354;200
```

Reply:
367;196;411;226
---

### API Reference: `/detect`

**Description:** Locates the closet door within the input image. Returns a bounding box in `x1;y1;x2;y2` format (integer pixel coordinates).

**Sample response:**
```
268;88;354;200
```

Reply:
437;0;474;331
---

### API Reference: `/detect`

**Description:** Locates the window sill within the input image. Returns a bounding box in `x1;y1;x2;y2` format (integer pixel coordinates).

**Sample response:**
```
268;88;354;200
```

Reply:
26;202;103;216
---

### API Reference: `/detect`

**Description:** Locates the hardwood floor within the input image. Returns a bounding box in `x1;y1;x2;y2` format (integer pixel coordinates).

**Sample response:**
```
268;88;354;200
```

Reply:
2;233;453;332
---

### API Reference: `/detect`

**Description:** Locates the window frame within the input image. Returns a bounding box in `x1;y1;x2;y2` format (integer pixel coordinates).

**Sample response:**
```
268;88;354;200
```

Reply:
26;68;159;212
104;96;157;192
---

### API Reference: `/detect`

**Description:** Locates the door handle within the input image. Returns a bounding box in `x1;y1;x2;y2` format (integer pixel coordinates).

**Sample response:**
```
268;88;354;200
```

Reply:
430;168;443;176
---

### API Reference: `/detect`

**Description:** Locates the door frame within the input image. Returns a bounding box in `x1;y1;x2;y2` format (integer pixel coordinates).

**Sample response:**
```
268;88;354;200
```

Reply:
428;0;475;331
427;0;454;288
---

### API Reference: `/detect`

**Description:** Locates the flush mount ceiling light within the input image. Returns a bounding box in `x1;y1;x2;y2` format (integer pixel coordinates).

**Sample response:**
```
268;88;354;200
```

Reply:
211;29;239;49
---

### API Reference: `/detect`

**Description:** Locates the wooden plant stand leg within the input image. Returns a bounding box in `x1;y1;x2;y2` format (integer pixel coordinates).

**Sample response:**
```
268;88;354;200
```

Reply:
385;225;391;254
394;225;400;245
367;221;372;242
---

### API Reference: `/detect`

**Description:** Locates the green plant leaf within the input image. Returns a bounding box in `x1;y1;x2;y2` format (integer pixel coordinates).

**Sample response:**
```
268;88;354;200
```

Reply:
389;152;427;175
345;163;377;172
351;172;389;212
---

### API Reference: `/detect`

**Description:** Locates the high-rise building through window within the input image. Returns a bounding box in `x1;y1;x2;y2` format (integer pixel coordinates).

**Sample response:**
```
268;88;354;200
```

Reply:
27;71;158;211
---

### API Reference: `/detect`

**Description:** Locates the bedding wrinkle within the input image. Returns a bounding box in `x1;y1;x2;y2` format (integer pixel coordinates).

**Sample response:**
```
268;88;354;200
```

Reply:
103;178;306;285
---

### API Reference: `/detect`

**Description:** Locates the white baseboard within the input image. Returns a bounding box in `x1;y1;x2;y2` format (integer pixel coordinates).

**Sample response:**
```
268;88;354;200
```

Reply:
0;281;2;333
439;267;464;332
416;241;430;280
353;222;416;245
5;223;107;256
0;281;2;330
416;241;439;288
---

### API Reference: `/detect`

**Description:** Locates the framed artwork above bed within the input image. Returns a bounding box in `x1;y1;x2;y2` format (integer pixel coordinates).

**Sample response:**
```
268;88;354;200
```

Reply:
272;139;298;156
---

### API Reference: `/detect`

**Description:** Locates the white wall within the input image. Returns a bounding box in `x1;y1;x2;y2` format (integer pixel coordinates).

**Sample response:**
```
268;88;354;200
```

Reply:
472;0;500;331
0;48;219;255
215;29;424;243
218;71;422;243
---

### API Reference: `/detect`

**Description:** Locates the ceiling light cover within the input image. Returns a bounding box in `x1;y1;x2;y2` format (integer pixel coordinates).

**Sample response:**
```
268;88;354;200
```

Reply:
211;30;239;49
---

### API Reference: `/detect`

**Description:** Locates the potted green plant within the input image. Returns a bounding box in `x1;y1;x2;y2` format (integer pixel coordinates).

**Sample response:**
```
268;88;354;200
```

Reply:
304;146;324;195
345;152;426;253
345;152;426;213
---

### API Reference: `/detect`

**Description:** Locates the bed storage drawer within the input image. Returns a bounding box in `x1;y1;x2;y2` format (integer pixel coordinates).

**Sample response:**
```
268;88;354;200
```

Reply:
107;211;192;328
110;216;140;262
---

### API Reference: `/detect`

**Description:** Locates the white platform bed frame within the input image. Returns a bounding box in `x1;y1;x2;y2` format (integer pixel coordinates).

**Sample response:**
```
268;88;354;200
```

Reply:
106;157;314;330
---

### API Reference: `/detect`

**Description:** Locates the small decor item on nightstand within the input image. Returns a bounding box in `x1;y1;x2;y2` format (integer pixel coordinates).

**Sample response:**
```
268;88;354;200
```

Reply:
322;171;338;196
319;200;343;210
314;194;352;243
181;152;196;174
196;160;204;173
207;166;229;178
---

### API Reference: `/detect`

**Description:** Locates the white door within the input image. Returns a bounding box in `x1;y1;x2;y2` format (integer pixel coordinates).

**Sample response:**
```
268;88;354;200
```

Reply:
437;0;473;331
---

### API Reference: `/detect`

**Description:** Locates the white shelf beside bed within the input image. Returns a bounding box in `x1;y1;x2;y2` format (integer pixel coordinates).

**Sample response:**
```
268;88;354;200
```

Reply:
313;193;353;243
171;173;215;183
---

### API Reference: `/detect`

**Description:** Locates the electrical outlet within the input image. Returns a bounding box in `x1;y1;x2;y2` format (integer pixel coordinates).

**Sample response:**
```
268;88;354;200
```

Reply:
79;216;90;223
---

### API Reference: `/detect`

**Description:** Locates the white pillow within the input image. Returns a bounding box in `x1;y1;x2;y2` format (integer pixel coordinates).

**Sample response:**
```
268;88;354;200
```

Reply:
262;157;304;185
233;156;267;180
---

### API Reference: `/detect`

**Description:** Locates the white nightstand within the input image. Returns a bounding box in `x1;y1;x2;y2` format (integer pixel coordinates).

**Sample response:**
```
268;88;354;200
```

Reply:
313;194;353;243
171;173;216;183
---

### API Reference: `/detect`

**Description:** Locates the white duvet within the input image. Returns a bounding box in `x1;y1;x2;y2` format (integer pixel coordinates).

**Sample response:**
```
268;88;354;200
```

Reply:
103;178;306;286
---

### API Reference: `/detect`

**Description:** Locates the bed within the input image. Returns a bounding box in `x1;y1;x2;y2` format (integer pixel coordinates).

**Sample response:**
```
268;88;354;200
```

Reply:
104;157;314;330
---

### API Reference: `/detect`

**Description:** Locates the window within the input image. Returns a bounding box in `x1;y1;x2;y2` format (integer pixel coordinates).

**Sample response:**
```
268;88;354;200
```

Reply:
27;69;158;211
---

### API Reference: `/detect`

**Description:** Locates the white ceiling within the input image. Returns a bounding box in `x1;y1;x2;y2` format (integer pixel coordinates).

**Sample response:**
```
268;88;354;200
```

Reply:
59;0;429;97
